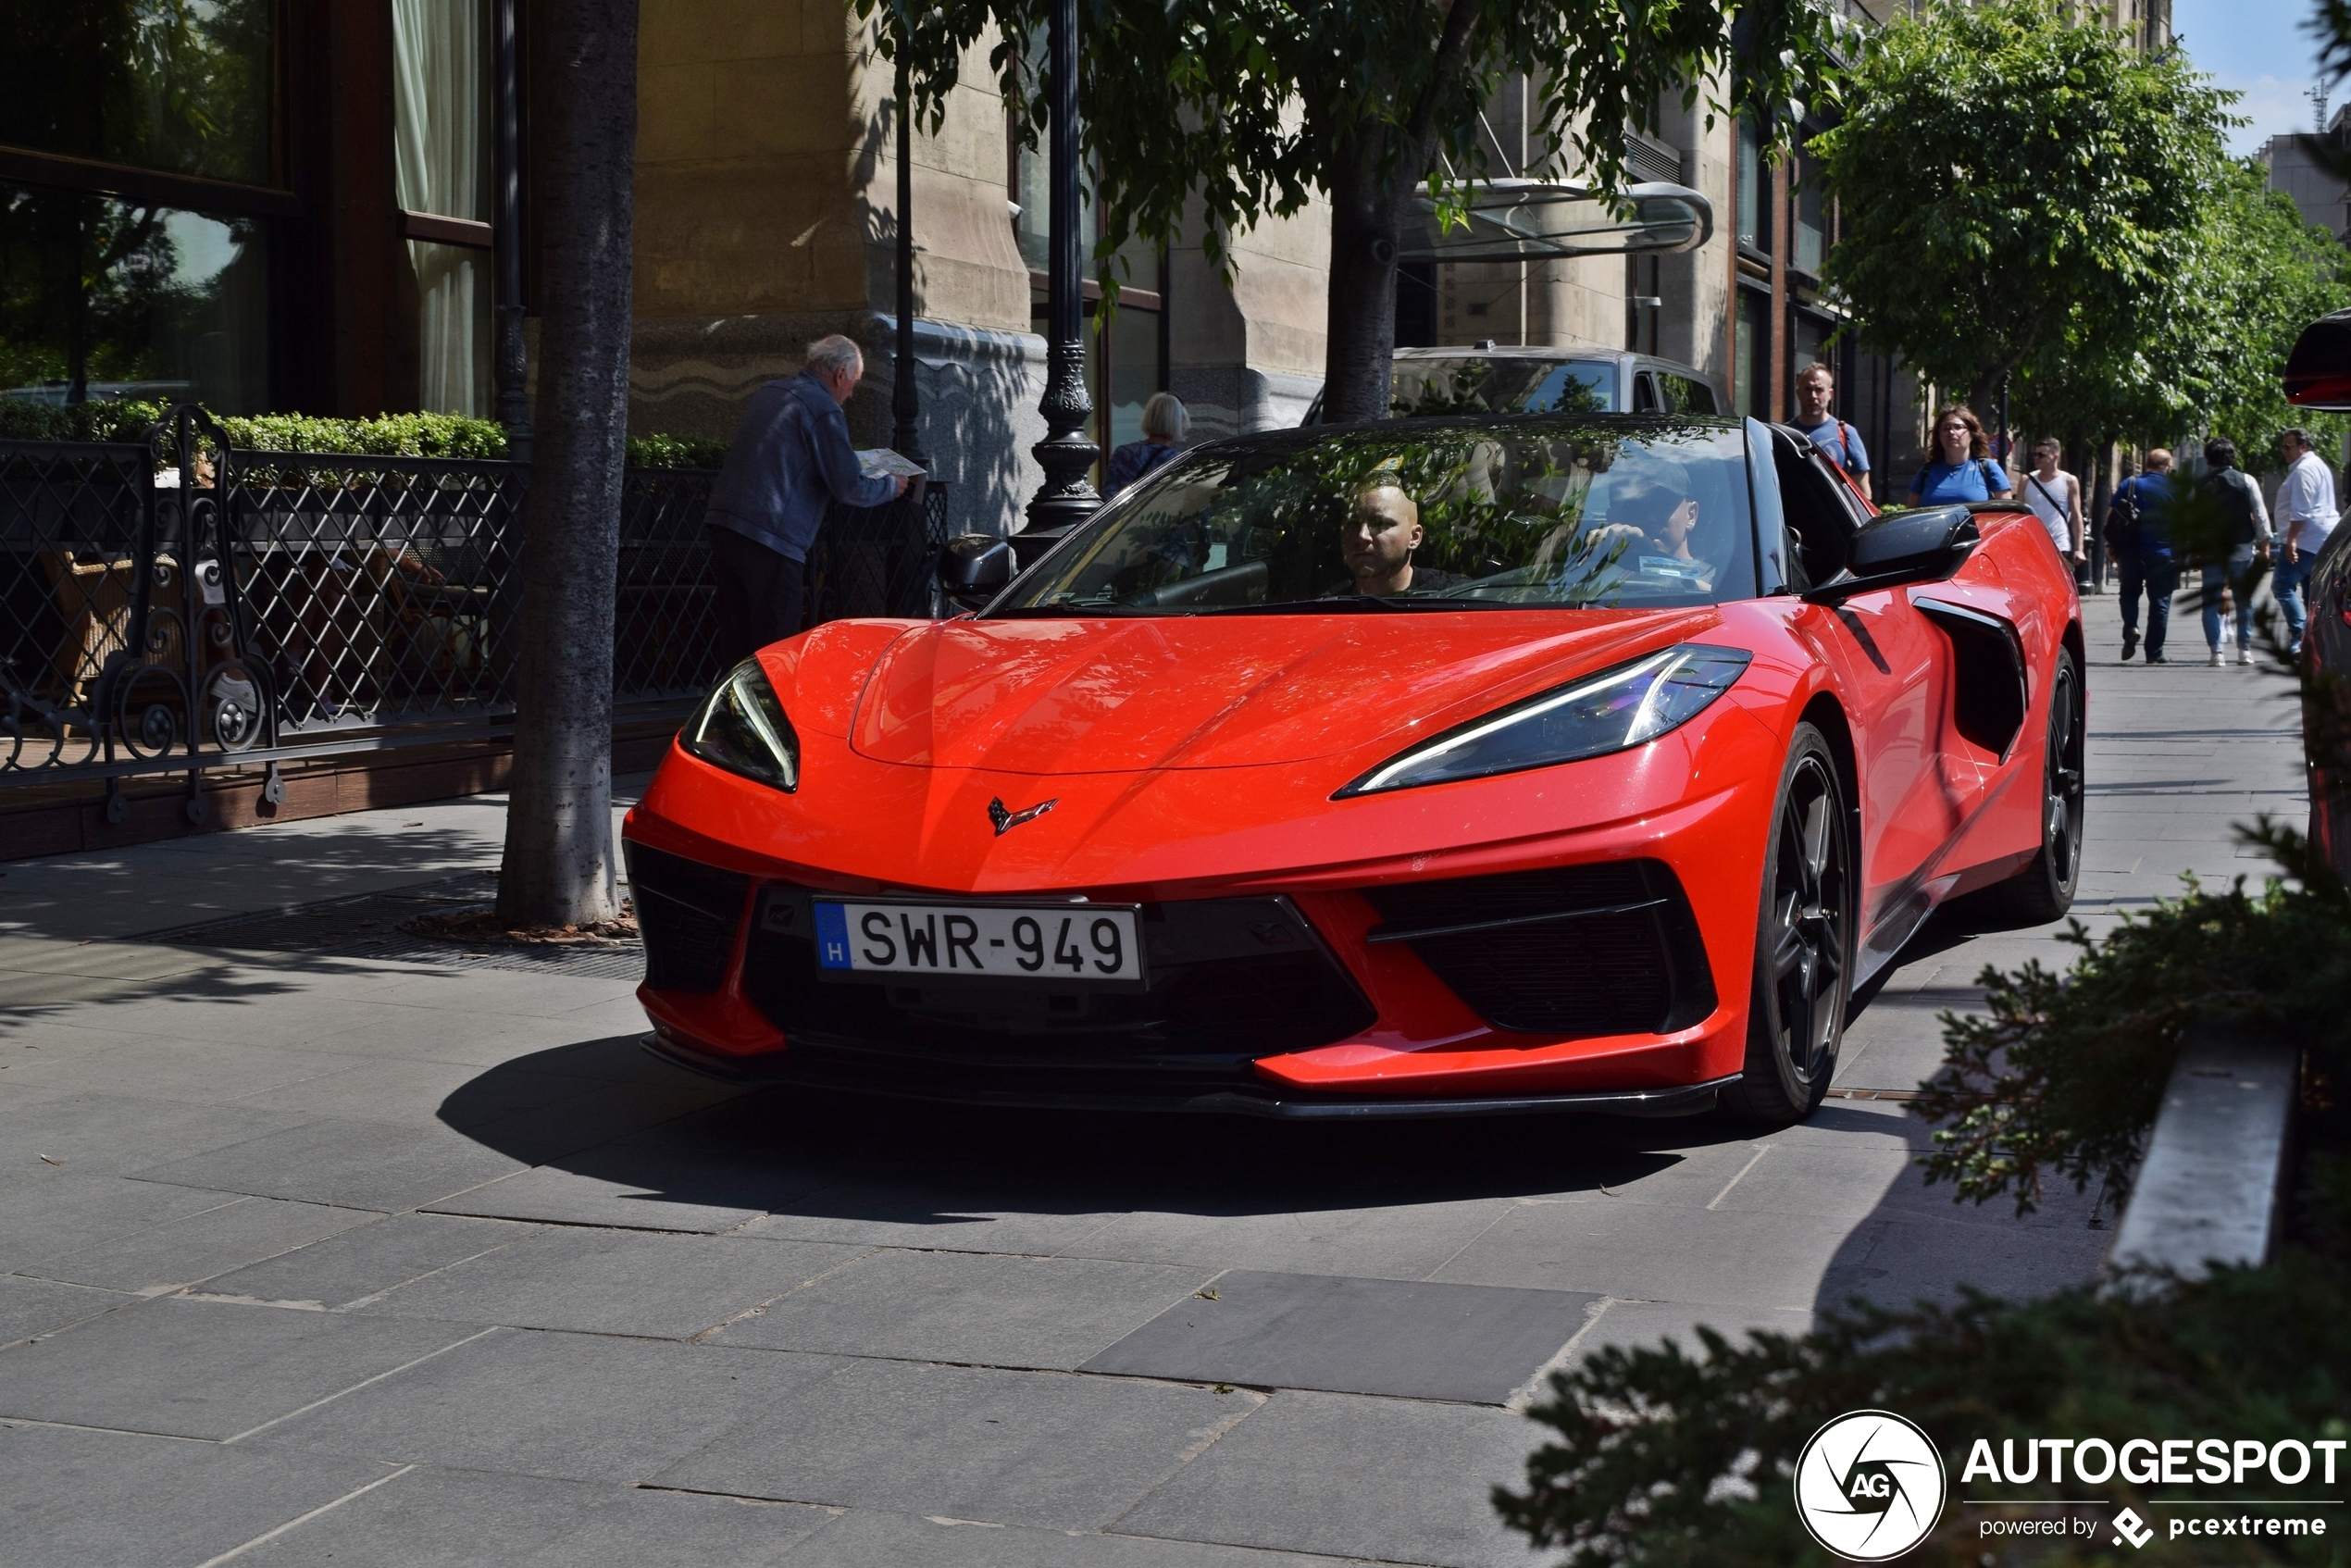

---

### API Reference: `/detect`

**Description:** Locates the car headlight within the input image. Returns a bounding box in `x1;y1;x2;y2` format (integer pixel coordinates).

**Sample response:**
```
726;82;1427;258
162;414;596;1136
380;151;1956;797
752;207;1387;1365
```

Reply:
679;659;800;791
1337;643;1752;797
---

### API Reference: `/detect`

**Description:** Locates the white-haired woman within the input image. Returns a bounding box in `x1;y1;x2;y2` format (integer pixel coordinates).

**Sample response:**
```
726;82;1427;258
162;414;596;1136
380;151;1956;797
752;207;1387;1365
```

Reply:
1104;392;1189;499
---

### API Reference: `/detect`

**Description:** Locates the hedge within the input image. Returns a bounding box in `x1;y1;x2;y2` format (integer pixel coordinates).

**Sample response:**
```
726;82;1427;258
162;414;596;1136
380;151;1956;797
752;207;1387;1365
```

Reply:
0;398;727;469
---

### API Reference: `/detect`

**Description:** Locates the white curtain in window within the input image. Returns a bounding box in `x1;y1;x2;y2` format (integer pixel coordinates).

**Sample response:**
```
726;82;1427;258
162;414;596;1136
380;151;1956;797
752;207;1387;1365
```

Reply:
391;0;489;415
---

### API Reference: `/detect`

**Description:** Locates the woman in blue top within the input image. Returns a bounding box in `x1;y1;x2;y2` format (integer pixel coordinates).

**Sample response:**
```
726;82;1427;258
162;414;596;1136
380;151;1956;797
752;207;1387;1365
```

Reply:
1908;404;2014;505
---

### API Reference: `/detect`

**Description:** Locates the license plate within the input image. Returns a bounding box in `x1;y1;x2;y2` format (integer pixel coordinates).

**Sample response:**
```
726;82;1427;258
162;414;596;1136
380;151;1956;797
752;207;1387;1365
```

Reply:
812;901;1143;982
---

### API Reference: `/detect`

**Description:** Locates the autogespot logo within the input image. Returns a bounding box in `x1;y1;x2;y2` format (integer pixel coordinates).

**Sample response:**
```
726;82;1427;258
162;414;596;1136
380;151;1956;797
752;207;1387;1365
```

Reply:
1795;1411;1949;1561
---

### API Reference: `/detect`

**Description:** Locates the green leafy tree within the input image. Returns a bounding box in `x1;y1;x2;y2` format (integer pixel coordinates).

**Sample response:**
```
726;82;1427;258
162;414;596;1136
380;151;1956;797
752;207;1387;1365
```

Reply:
2183;165;2351;467
863;0;1843;424
1811;0;2232;419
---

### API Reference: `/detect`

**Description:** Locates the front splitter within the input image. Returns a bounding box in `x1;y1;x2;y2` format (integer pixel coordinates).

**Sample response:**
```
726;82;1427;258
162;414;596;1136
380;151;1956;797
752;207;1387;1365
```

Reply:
640;1028;1735;1121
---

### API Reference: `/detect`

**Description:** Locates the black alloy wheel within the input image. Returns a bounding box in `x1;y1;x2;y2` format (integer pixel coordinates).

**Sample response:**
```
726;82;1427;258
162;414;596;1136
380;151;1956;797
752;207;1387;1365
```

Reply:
1731;724;1853;1124
1988;648;2084;924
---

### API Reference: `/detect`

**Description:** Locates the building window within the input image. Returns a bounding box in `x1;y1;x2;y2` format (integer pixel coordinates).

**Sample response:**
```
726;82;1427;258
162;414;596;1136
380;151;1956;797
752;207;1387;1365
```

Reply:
0;4;276;187
1625;254;1662;355
1790;151;1825;279
0;188;271;410
1735;118;1771;257
1735;286;1773;418
392;0;491;416
1788;309;1835;411
0;3;281;409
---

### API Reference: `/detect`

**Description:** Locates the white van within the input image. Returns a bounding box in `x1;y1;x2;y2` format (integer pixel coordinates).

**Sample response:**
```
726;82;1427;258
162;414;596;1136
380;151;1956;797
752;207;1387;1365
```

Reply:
1304;345;1723;423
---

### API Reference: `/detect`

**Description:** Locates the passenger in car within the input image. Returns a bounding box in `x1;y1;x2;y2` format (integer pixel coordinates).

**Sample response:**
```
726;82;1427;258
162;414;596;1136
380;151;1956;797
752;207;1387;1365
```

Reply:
1574;479;1717;591
1330;481;1462;597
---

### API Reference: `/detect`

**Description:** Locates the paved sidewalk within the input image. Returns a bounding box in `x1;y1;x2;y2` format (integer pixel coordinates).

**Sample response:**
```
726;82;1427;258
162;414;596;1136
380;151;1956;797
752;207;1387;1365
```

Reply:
0;590;2301;1568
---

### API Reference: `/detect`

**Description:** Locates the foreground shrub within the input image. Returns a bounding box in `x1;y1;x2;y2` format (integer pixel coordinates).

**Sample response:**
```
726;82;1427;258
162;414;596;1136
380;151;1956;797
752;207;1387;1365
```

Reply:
1497;1230;2351;1566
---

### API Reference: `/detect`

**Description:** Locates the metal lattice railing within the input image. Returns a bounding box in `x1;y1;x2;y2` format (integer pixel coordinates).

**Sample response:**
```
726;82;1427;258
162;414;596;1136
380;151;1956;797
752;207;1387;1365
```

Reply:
0;405;954;796
230;451;526;736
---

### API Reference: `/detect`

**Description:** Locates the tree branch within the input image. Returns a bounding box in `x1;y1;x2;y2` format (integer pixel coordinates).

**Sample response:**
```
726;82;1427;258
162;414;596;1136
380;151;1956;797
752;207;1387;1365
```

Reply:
1403;0;1486;164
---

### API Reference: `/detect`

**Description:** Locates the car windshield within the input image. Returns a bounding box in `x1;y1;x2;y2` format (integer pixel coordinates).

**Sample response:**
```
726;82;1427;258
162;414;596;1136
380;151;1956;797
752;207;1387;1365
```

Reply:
992;417;1759;616
1390;357;1615;416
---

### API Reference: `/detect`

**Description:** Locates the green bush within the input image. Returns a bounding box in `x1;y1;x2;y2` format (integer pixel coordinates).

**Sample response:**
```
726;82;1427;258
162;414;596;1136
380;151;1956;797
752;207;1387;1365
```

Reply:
0;397;727;468
1497;1231;2351;1567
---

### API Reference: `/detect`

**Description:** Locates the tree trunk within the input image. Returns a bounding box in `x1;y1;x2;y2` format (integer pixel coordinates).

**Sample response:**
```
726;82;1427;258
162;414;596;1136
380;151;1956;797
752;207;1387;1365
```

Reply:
1320;154;1404;425
494;0;638;927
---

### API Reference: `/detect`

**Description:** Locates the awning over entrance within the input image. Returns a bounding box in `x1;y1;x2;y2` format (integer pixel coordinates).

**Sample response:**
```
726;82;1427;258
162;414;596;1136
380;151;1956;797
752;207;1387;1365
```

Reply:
1399;179;1713;264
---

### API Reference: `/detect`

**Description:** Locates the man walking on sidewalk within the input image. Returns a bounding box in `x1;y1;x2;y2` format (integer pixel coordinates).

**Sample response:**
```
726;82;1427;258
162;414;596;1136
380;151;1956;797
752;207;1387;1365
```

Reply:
703;334;909;665
2109;449;2178;664
1790;364;1870;486
2275;427;2340;657
2199;437;2270;666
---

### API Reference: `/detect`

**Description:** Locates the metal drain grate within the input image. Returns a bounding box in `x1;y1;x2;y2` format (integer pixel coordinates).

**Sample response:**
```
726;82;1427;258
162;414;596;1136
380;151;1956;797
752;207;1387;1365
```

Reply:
140;873;647;981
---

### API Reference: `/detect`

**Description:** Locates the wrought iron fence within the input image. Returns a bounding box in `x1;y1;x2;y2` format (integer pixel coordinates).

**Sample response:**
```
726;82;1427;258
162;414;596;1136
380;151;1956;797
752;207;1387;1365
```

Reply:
1;406;952;801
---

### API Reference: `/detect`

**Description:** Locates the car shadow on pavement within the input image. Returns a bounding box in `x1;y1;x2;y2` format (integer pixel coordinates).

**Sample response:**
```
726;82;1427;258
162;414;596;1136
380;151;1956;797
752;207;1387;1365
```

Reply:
437;1036;1752;1224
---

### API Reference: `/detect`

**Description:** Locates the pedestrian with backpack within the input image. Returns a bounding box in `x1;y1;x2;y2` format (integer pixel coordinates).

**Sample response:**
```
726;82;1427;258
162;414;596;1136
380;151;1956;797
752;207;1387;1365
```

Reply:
2108;448;2179;664
2197;437;2270;666
1908;404;2014;505
1792;364;1870;484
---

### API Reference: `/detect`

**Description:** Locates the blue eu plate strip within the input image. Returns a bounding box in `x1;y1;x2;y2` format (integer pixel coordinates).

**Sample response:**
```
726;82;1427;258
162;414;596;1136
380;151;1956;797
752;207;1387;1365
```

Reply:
812;902;853;969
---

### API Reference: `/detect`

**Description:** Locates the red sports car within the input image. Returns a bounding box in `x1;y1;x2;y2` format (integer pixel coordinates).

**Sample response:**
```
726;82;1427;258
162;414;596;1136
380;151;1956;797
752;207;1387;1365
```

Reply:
623;414;2084;1124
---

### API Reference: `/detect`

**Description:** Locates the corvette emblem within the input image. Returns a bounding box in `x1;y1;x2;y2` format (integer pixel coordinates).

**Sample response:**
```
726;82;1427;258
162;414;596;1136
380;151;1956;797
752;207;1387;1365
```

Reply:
988;796;1058;836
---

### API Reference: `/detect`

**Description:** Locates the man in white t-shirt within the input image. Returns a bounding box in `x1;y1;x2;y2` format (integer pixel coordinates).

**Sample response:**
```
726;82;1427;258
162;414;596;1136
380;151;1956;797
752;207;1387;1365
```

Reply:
2275;427;2341;655
2018;436;2084;572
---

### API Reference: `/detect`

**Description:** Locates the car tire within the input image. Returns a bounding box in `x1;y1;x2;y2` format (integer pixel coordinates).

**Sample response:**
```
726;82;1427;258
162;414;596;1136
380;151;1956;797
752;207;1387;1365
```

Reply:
1984;647;2084;925
1728;723;1855;1125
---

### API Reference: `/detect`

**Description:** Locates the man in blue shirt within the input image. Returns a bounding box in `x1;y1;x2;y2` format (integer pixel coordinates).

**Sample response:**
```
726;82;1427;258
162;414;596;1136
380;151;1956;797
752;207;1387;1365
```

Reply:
1792;364;1869;485
2108;448;2177;664
703;334;910;662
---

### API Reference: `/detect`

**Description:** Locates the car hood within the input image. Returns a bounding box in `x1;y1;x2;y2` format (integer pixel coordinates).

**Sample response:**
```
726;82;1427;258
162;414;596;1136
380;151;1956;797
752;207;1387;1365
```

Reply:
845;609;1722;774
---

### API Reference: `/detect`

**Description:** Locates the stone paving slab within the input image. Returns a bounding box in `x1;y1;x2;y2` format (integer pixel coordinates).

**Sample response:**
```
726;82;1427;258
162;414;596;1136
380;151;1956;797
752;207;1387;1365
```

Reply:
651;1357;1261;1533
769;1509;1366;1567
0;1273;139;1348
0;1422;399;1568
355;1226;862;1339
197;1211;543;1309
0;1166;251;1275
131;1115;528;1212
256;1326;846;1484
233;1465;840;1568
1083;1270;1598;1405
1113;1389;1543;1568
0;1295;483;1439
24;1195;379;1294
715;1247;1210;1370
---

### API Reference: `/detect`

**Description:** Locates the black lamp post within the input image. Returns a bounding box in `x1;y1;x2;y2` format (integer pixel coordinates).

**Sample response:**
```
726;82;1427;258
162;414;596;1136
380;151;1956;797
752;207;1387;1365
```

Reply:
891;60;927;472
1023;0;1098;533
491;0;531;465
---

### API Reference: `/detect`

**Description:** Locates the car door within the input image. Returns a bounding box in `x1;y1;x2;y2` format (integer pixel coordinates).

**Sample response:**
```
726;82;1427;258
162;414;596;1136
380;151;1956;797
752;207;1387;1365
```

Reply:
1765;429;1984;963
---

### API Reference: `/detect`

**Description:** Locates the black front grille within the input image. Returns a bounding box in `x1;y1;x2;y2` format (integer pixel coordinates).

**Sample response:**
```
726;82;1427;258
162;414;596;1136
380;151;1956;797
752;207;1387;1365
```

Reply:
740;890;1374;1073
1365;861;1714;1038
626;842;749;993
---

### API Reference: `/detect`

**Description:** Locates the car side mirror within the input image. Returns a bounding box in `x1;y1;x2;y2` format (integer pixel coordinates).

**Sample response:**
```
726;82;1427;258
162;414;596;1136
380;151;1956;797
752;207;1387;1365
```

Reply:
938;532;1014;610
1802;506;1978;604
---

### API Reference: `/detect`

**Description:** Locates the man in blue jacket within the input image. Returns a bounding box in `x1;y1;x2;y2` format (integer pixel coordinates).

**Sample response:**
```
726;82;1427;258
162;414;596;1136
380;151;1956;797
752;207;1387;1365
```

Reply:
703;334;908;661
2108;448;2177;664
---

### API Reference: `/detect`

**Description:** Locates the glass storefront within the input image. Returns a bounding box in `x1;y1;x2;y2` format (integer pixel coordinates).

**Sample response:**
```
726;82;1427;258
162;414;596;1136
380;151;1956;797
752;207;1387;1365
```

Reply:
0;187;270;411
0;1;276;186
